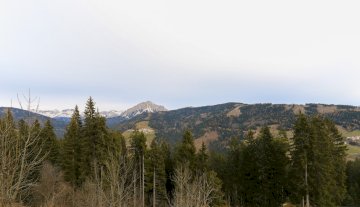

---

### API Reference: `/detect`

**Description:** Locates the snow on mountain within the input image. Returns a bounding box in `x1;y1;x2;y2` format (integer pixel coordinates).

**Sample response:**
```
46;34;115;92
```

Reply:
120;101;167;119
36;109;123;119
36;109;74;118
35;101;166;121
99;110;124;118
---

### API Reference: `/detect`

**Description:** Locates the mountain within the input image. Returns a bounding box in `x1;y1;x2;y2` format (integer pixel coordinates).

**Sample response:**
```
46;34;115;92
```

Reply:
0;101;166;137
0;107;68;137
36;109;75;119
121;101;167;119
36;109;124;122
112;103;360;151
107;101;167;127
100;110;124;118
4;102;360;150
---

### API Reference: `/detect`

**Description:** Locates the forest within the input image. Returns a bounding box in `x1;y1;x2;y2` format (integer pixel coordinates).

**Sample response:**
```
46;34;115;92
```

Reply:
1;97;360;207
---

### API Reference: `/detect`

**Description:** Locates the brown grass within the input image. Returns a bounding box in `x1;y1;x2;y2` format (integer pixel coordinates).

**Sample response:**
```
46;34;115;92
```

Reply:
226;106;242;117
291;105;305;114
317;105;338;114
194;131;219;150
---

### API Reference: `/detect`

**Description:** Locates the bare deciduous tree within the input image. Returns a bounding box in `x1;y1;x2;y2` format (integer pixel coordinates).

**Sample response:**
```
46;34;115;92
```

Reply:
33;162;72;207
0;92;48;205
172;165;222;207
74;152;137;207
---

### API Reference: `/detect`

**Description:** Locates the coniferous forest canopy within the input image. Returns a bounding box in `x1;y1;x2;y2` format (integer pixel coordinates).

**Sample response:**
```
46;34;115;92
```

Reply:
1;97;360;207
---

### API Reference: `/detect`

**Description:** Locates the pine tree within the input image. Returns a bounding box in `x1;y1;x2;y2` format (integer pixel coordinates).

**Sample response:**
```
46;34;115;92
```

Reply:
289;115;347;206
223;136;243;206
130;130;147;206
325;119;347;204
344;158;360;205
80;97;113;180
239;127;289;207
62;105;83;186
195;142;209;173
40;120;60;165
161;140;175;202
145;140;167;206
174;130;196;169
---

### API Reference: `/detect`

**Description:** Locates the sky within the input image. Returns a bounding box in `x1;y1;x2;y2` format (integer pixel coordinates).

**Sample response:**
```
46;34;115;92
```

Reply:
1;0;360;110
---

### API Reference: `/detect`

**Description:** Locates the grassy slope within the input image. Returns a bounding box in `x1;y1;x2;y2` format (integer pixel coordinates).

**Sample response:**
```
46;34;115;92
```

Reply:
122;121;155;147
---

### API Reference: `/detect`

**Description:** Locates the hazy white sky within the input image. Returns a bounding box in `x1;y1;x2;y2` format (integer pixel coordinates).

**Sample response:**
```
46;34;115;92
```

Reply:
1;0;360;110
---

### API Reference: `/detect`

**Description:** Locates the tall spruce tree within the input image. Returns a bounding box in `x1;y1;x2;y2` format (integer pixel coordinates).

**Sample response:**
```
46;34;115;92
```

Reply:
344;158;360;206
40;120;60;165
174;130;196;169
195;142;209;173
80;97;113;180
130;130;147;206
289;115;347;206
223;136;243;206
239;127;289;207
62;105;83;186
145;140;167;206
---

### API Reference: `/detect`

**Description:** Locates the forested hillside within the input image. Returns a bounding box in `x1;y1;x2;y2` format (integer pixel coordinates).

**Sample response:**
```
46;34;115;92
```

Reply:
114;103;360;151
0;107;68;136
2;98;360;207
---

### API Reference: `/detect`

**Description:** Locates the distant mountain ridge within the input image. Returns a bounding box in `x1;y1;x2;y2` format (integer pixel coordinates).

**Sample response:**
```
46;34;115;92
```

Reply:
0;107;68;137
3;102;360;151
36;109;124;119
121;101;167;119
35;101;166;120
107;101;167;127
0;101;166;137
112;103;360;151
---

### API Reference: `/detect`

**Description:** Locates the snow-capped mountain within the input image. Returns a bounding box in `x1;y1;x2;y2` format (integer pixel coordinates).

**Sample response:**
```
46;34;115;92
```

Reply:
121;101;167;119
36;109;74;119
35;101;165;121
36;109;124;119
106;101;168;128
100;110;124;118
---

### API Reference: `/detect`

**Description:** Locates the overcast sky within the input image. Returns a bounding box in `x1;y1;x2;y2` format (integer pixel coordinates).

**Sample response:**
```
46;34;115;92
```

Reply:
1;0;360;110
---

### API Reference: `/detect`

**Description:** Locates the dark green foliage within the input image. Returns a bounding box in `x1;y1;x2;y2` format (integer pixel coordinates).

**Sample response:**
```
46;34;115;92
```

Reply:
80;97;115;179
0;107;67;137
213;137;242;205
131;130;147;156
40;120;60;165
195;142;209;173
239;127;289;207
3;101;359;206
161;141;175;201
111;103;360;153
62;105;83;186
289;114;347;207
145;140;167;206
344;159;360;206
174;130;196;168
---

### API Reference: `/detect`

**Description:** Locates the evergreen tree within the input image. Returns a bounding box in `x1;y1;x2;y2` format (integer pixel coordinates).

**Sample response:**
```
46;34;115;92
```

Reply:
174;130;196;169
130;130;147;159
344;158;360;206
195;142;209;173
145;140;167;206
40;120;60;165
325;119;347;203
130;130;147;205
239;127;289;207
223;136;243;206
80;97;113;180
62;105;83;186
160;140;175;202
289;115;347;206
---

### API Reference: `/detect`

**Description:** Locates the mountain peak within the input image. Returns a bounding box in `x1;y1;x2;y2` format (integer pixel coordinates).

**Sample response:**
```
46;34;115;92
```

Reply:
121;101;167;119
